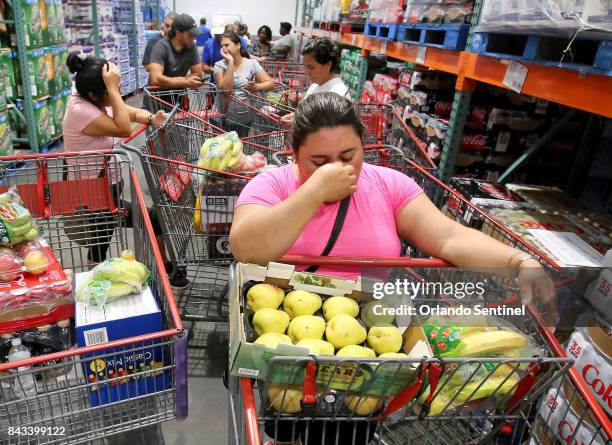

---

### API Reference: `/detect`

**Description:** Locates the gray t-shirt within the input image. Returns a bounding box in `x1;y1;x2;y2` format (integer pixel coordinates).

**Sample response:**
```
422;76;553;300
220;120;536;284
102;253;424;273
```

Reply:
213;58;263;101
149;37;200;78
142;32;163;66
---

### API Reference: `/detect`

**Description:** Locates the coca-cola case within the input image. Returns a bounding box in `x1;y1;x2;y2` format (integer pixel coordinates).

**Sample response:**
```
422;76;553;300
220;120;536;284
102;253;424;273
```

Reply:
566;320;611;416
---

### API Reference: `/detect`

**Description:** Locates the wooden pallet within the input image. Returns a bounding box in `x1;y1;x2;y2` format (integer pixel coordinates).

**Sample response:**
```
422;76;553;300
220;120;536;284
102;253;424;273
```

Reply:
471;32;612;76
397;23;469;51
365;21;400;41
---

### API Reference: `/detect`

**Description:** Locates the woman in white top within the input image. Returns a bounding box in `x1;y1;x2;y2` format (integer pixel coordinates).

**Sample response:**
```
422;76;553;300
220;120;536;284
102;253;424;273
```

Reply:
281;37;349;124
302;37;350;99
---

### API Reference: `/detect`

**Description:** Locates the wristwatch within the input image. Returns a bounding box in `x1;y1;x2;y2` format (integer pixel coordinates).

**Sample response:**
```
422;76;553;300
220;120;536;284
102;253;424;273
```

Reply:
147;114;153;125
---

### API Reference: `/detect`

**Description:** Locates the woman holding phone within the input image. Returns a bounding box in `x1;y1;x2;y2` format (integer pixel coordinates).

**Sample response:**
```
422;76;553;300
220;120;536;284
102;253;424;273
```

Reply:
214;31;275;137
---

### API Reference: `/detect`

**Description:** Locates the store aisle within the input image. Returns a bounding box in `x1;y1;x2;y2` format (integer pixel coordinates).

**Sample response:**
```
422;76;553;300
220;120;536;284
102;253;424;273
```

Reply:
120;94;229;445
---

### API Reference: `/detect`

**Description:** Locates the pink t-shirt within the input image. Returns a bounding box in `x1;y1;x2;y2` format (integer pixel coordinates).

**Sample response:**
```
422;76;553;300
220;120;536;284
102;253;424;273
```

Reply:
235;163;424;279
63;94;120;183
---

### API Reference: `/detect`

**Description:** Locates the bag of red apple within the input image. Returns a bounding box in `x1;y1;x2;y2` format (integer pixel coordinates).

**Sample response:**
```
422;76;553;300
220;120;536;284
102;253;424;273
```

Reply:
0;240;52;282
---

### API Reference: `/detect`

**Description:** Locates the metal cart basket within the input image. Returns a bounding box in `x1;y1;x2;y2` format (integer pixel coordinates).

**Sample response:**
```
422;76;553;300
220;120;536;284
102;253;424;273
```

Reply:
0;150;187;445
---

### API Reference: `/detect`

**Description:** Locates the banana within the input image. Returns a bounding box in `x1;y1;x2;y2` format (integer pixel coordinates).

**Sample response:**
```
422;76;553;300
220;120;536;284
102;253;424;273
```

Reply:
24;227;39;241
11;222;33;237
426;375;518;416
440;330;527;358
232;140;243;157
220;140;233;155
227;154;242;170
219;149;233;172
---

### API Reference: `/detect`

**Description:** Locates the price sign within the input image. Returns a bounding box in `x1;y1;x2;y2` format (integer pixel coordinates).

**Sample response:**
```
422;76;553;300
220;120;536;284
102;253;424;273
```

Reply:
502;60;528;94
416;46;427;65
380;40;387;55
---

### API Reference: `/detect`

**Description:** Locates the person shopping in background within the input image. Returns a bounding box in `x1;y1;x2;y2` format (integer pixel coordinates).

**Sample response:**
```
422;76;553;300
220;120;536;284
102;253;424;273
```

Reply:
202;24;249;78
145;13;203;112
237;23;251;46
214;32;275;137
141;12;176;71
251;25;273;58
268;22;295;60
281;37;349;124
196;17;212;56
62;55;189;287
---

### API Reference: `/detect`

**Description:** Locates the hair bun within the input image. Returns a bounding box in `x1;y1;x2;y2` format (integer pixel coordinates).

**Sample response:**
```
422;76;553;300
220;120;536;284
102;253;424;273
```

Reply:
66;54;85;74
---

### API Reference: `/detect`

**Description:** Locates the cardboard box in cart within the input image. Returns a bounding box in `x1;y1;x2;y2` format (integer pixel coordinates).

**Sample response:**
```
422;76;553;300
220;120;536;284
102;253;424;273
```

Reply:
75;272;171;407
229;262;433;397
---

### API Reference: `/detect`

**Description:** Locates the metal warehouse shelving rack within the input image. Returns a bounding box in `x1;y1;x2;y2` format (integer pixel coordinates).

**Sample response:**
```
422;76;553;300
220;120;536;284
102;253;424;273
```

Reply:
3;0;67;152
297;0;612;182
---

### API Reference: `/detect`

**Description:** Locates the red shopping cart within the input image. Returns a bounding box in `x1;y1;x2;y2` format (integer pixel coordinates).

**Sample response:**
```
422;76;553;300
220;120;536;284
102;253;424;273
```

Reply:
122;122;264;322
228;258;575;445
228;149;589;444
146;83;293;142
261;61;305;81
0;150;187;444
355;103;436;170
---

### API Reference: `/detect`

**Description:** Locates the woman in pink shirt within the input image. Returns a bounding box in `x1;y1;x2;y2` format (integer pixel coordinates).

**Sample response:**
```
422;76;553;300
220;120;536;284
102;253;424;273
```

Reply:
230;93;555;445
231;93;551;288
63;55;188;286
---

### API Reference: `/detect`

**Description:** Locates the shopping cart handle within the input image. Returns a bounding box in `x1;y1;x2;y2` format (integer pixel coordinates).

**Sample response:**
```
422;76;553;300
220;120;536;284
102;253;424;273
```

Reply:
124;124;148;142
279;256;453;268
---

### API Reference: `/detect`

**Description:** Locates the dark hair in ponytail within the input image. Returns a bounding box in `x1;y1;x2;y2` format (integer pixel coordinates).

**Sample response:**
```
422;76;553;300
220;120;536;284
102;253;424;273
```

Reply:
302;37;340;73
290;93;363;152
221;32;250;59
66;54;108;104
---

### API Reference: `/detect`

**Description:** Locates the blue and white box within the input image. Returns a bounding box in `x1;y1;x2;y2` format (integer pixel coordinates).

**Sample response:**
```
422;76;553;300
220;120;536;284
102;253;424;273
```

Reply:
75;272;171;407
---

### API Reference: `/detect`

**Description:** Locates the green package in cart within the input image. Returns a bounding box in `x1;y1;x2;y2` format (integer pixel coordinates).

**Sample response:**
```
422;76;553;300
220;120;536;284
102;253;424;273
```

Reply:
10;0;46;49
0;112;13;157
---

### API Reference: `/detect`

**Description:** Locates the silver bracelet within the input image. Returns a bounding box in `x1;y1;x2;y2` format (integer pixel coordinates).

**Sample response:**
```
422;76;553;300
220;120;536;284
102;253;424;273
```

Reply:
512;256;538;278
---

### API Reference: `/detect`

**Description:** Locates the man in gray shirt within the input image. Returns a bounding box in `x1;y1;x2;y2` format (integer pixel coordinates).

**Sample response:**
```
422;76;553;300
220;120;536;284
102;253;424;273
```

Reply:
142;12;176;70
146;14;203;111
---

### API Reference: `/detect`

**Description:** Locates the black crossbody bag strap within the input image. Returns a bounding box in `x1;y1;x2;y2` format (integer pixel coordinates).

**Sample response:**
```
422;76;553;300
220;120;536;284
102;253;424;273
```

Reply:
305;195;352;273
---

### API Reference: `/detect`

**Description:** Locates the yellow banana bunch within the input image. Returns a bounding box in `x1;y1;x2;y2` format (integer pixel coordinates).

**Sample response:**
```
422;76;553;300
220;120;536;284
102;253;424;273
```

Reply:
198;132;243;172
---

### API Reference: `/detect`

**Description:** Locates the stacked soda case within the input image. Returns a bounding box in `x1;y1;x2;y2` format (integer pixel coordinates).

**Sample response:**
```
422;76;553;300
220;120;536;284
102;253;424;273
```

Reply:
404;0;473;24
478;0;612;35
368;0;407;22
529;307;611;445
339;48;368;99
361;73;400;104
395;66;455;160
0;110;12;156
